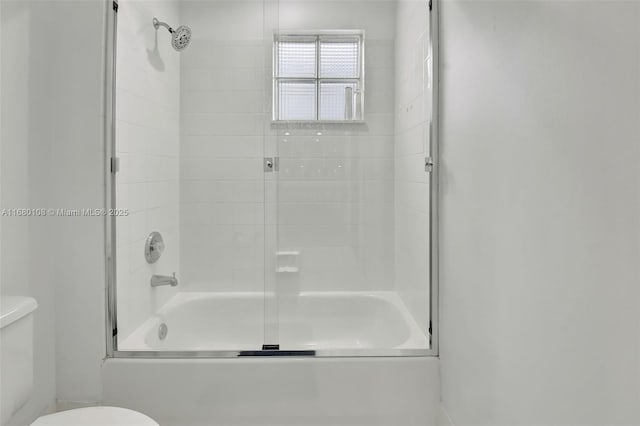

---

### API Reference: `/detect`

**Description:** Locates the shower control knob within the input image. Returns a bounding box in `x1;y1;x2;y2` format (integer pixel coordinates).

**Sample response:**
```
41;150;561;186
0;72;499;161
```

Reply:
145;231;165;264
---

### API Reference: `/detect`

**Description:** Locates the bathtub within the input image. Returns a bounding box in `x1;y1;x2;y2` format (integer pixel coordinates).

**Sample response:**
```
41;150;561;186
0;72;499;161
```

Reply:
105;292;437;425
119;291;429;353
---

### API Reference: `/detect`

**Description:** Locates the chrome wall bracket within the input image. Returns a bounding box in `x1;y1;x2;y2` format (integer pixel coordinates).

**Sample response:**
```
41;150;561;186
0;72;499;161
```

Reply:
264;157;274;172
264;157;280;172
425;157;434;173
110;157;120;173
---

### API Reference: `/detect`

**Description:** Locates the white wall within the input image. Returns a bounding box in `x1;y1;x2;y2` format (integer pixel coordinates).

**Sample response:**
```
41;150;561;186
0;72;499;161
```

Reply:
50;0;108;405
439;1;640;424
115;0;181;344
0;1;58;422
1;0;108;415
0;0;3;300
394;0;431;334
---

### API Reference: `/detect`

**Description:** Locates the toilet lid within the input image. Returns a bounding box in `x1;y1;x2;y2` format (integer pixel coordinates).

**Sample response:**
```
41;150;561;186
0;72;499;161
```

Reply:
31;407;159;426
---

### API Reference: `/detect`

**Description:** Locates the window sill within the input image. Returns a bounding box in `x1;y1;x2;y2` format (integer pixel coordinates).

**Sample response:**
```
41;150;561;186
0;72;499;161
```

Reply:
271;120;366;125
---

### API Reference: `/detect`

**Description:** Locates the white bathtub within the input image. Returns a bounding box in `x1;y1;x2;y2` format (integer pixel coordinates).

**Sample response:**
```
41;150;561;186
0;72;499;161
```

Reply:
106;292;437;425
104;356;440;426
103;292;440;426
119;291;429;352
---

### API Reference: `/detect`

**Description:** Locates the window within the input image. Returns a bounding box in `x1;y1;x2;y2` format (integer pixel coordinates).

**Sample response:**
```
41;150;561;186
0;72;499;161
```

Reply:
273;33;364;122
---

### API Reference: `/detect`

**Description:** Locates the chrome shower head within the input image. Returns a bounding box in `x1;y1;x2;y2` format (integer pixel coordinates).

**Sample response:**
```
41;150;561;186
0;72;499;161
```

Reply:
171;25;192;51
153;17;192;52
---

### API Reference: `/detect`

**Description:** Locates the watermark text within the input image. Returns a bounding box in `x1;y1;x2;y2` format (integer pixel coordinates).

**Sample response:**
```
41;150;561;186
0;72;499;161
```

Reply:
1;208;130;217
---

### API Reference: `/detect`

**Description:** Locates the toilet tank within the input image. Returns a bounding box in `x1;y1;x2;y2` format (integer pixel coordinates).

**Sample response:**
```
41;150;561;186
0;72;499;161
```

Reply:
0;297;38;426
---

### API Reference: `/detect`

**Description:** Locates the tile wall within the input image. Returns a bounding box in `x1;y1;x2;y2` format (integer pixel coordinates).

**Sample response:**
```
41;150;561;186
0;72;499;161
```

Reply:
394;0;432;333
115;0;182;341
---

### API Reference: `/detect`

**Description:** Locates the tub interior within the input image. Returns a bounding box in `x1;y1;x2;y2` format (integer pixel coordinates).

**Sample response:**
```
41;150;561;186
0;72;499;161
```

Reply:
119;292;428;352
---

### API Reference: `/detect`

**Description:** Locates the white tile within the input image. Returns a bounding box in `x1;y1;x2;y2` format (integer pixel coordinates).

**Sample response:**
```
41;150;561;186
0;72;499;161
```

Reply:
182;90;264;114
181;113;265;136
181;158;263;180
181;135;263;158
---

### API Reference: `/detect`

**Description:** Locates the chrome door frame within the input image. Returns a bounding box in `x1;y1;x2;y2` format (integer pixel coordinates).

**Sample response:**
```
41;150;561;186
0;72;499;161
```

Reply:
104;0;440;359
105;0;119;358
428;0;440;358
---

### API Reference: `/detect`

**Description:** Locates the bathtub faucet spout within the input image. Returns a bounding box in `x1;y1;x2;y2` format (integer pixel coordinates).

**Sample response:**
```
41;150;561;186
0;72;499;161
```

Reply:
151;273;178;288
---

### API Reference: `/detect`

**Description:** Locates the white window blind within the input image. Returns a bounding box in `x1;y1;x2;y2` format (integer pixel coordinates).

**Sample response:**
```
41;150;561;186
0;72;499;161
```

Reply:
278;40;317;78
319;81;358;121
274;33;364;121
319;40;360;78
278;81;317;121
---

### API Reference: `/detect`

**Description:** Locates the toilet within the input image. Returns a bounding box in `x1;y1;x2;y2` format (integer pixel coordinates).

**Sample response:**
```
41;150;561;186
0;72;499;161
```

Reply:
0;297;159;426
31;407;158;426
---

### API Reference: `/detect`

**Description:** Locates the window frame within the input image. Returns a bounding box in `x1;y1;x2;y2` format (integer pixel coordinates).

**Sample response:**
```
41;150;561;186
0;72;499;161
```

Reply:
272;31;365;123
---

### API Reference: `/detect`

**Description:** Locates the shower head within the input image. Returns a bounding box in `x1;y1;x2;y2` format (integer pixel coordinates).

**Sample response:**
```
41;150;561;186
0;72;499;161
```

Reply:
153;17;192;52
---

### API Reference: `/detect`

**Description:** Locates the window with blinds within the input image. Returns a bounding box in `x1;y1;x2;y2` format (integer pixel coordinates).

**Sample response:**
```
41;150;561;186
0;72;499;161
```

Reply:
274;33;364;122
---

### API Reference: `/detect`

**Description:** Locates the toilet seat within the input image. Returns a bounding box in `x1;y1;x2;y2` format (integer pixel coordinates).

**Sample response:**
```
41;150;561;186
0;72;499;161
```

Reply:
31;407;159;426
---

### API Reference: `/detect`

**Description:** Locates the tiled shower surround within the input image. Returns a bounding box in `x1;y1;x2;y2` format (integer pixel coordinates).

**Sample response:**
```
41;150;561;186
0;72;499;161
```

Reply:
115;0;181;340
179;0;399;294
115;0;432;341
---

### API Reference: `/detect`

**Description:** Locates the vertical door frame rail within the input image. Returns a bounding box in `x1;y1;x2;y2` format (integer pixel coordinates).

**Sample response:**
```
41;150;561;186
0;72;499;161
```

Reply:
104;0;440;358
105;0;119;358
428;0;440;357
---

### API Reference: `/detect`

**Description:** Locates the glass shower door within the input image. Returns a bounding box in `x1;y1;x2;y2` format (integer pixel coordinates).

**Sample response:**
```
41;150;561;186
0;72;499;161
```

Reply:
270;0;433;354
109;0;434;357
112;0;272;354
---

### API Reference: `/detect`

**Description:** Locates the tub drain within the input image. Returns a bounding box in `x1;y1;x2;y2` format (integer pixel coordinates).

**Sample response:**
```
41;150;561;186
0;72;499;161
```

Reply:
158;323;168;340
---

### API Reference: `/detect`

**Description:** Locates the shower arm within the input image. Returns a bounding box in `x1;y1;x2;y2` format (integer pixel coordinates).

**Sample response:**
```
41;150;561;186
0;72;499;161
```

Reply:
153;18;174;33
